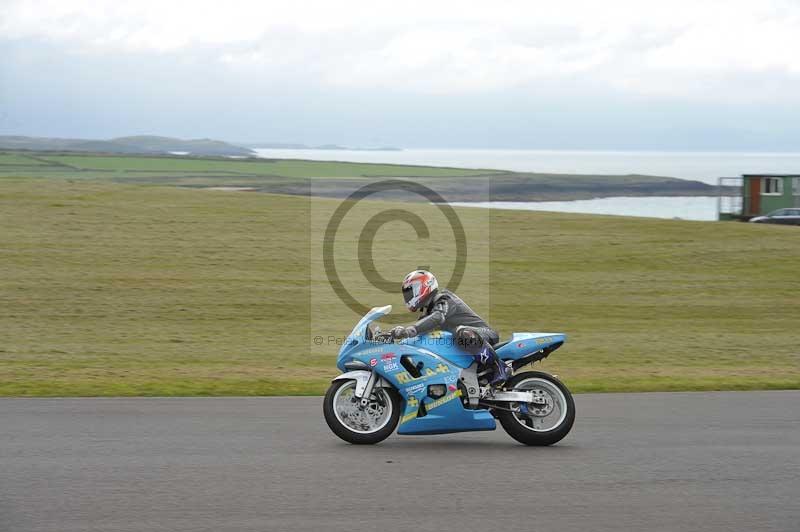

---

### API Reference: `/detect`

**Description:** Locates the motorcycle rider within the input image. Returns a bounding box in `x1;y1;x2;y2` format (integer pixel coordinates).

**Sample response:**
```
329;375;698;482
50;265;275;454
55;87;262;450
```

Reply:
390;270;511;385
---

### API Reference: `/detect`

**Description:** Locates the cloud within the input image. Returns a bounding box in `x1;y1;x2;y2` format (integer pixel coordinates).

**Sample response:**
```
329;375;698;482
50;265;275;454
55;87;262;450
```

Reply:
2;0;800;102
1;0;800;150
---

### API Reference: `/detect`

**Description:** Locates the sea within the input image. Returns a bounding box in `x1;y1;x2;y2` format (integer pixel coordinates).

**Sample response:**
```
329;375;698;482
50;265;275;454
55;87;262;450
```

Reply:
254;148;800;221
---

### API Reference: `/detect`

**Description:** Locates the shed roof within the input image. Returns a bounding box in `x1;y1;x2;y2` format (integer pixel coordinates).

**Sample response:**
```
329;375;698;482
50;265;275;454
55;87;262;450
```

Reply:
742;174;800;178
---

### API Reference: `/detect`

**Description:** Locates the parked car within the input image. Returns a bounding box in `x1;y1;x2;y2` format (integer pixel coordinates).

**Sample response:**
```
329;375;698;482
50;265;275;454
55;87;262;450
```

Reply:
749;208;800;225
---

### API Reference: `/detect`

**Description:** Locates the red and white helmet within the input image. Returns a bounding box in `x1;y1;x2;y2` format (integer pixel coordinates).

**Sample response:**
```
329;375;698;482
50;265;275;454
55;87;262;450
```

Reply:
401;270;438;311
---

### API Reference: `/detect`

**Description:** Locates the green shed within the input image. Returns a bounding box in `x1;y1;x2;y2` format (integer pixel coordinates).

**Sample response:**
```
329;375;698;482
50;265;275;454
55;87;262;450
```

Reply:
718;174;800;220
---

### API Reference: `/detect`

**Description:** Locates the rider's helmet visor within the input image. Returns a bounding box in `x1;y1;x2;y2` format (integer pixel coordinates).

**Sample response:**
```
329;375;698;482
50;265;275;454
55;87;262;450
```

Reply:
402;286;414;305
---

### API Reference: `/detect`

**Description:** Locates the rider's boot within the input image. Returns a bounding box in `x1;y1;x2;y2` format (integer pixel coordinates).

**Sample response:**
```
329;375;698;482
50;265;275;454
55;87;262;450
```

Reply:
489;360;512;386
479;346;511;386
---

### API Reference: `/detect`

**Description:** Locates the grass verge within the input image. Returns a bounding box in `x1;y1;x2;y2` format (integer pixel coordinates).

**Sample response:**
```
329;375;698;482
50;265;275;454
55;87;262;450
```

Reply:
1;178;797;395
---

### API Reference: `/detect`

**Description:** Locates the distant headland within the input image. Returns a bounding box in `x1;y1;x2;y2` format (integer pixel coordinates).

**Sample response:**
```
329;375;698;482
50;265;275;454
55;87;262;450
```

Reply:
240;142;402;151
0;135;255;157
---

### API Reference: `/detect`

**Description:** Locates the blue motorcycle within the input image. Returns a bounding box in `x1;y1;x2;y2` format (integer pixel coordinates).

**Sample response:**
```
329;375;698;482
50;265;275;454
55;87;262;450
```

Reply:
323;305;575;445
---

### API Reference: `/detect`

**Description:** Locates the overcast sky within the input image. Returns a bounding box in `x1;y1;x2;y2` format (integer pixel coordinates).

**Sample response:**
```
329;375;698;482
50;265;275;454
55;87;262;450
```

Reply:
2;0;799;150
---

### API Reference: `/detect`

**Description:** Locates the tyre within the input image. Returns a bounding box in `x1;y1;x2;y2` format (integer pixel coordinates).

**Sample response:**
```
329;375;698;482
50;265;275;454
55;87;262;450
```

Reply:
323;379;401;444
497;371;575;446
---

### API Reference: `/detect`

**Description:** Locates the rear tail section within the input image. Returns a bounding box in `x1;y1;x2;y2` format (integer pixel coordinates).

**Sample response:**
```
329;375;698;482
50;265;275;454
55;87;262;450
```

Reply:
495;333;566;369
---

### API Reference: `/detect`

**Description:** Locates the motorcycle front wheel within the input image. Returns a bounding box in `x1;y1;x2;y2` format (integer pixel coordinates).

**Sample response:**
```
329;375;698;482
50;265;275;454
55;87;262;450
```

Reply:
497;371;575;446
323;379;401;444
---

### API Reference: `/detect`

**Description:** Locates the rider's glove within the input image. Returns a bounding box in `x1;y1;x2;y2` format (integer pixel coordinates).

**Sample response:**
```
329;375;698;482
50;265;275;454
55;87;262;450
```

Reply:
391;326;417;339
391;326;408;339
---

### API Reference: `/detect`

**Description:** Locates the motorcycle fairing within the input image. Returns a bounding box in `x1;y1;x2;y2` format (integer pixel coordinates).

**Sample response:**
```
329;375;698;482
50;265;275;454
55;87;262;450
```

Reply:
397;388;495;435
341;339;495;435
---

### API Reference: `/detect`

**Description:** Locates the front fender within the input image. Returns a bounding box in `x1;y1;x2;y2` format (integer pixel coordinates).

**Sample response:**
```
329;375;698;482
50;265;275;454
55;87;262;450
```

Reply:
332;370;393;397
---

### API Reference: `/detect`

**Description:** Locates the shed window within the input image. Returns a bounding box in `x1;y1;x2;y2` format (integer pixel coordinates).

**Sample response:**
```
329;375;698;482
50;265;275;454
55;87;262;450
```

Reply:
793;178;800;195
762;177;783;195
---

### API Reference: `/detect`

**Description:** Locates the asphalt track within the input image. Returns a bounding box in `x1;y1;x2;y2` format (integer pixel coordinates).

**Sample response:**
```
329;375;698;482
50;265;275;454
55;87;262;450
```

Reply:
2;391;799;532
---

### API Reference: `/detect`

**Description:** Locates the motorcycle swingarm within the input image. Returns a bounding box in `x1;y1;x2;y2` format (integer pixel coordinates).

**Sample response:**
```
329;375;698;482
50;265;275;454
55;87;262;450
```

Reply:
483;390;547;405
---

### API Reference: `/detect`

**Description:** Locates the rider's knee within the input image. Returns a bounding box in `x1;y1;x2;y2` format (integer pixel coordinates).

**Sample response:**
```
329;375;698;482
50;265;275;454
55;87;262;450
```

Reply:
455;325;483;353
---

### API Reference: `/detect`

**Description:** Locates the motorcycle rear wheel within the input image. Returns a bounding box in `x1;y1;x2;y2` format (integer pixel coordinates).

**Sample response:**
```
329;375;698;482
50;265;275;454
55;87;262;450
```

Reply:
323;379;401;444
497;371;575;446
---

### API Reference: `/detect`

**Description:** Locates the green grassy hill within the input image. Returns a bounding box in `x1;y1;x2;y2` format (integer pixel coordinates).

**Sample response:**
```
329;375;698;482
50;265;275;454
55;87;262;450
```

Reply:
1;177;797;396
0;151;717;201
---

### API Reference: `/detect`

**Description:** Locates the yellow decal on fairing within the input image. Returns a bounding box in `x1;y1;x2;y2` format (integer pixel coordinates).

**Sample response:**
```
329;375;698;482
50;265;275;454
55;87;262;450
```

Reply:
400;390;462;424
396;362;450;384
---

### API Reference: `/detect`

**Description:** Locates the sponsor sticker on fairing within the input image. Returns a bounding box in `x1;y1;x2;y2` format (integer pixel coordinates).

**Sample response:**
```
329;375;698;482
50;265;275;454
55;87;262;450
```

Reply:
404;382;425;395
369;358;378;367
382;361;399;372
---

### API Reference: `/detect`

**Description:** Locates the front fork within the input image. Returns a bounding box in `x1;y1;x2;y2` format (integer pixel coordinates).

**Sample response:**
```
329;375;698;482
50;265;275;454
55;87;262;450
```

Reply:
356;370;378;408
